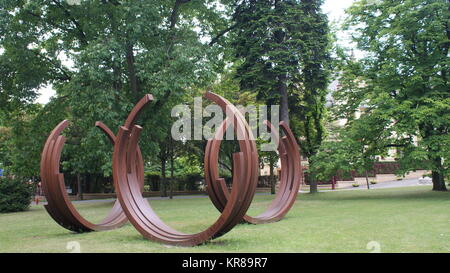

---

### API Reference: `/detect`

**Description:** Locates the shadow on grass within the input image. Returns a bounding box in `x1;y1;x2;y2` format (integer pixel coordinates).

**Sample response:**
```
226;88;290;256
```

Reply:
101;233;238;249
199;238;238;248
48;230;93;238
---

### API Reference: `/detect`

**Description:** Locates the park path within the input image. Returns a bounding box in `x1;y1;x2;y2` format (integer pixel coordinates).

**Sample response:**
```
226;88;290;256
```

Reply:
302;177;432;193
33;178;432;206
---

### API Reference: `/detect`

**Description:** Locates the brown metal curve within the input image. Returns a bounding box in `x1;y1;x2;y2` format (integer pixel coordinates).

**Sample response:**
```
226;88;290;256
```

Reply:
94;124;144;192
41;90;298;246
204;117;302;224
112;92;259;246
203;92;260;224
40;96;152;232
40;120;127;232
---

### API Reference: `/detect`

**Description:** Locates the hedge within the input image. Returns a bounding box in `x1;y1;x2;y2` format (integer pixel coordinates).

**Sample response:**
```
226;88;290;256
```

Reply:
0;177;34;213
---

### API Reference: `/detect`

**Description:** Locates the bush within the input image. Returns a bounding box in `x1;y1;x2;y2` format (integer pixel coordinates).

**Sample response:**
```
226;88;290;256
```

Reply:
145;172;161;191
178;173;202;191
352;183;360;187
370;181;377;185
0;177;34;213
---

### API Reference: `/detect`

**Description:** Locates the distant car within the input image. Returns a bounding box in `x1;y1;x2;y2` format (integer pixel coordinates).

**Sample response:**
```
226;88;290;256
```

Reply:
418;176;432;184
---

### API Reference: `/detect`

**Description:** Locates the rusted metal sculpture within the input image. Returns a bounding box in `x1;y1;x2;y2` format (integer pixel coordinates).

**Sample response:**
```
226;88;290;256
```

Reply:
40;91;302;246
40;95;151;232
205;117;302;224
111;92;259;246
41;120;127;232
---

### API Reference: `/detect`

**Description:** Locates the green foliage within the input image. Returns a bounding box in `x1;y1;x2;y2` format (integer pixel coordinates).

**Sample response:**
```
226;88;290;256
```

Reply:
310;110;403;182
0;126;12;169
173;156;203;177
233;0;331;109
330;0;449;190
288;0;333;160
0;0;230;185
231;0;332;193
176;173;203;191
0;177;33;213
0;95;68;178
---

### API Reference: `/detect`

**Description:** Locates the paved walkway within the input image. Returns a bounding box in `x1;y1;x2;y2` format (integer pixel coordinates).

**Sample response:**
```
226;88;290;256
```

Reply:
36;192;276;205
34;178;433;206
300;177;432;193
70;194;210;204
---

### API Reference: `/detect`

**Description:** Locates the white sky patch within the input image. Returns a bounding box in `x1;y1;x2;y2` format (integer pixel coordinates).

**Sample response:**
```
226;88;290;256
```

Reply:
35;51;74;104
57;51;75;69
36;84;56;105
323;0;365;59
323;0;356;22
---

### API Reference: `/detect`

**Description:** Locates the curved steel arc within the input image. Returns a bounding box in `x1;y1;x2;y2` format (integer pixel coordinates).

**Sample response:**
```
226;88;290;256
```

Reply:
40;95;152;232
111;91;259;246
41;91;300;246
204;117;302;224
203;92;260;223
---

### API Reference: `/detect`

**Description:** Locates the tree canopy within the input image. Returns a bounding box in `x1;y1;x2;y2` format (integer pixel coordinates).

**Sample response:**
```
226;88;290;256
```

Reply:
231;0;332;193
0;0;447;194
327;0;449;191
0;0;227;183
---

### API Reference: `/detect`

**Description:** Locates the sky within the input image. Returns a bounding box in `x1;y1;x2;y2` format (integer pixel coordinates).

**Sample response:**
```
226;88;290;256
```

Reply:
322;0;356;22
35;0;356;104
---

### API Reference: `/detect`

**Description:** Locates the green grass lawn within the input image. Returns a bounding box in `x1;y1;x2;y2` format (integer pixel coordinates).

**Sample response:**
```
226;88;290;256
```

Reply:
0;186;449;253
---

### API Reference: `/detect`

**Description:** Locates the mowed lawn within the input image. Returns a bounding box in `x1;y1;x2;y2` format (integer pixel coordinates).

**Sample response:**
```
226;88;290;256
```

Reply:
0;186;449;253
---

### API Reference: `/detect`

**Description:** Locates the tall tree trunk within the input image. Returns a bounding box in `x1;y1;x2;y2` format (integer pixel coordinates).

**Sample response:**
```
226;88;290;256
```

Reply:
86;174;92;193
77;174;83;201
279;74;289;126
126;42;140;102
308;156;318;193
161;159;167;197
309;176;318;193
273;0;288;126
432;171;447;191
169;144;174;199
365;170;371;190
269;156;276;194
430;153;447;191
423;128;447;191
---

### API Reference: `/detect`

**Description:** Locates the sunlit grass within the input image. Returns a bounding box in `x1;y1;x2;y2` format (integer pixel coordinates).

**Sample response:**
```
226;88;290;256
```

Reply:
0;186;448;253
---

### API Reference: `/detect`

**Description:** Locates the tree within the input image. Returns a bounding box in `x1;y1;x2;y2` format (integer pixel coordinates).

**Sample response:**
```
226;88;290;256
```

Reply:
337;0;449;191
233;0;324;125
0;1;228;187
259;144;279;194
0;177;34;213
0;126;12;172
309;48;387;190
310;115;392;190
231;0;331;193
